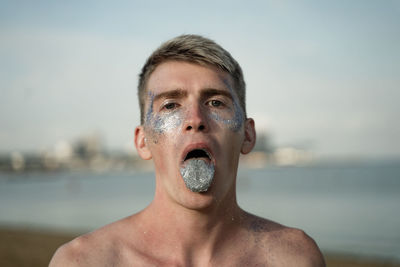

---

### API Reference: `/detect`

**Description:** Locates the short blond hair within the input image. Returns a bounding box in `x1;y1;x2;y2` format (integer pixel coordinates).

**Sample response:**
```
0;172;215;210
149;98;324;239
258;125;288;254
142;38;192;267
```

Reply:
138;34;246;124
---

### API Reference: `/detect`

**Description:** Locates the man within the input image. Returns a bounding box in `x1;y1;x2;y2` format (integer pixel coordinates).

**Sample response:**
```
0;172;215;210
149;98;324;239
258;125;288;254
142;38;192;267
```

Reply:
50;34;325;266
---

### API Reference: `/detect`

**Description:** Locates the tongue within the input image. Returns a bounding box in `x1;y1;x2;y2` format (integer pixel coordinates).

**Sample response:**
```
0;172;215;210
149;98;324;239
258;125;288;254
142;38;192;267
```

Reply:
180;159;215;192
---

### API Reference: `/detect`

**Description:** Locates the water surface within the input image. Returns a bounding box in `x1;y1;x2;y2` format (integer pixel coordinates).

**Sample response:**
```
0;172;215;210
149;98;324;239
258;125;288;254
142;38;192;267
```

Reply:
1;161;399;261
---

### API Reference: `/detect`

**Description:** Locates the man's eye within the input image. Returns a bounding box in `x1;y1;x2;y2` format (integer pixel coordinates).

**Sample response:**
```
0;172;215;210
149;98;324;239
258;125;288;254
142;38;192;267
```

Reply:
163;103;177;110
209;100;223;107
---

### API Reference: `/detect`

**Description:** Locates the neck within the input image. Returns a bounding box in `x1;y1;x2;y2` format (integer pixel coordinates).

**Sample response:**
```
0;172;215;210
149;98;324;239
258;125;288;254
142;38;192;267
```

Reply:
139;182;244;264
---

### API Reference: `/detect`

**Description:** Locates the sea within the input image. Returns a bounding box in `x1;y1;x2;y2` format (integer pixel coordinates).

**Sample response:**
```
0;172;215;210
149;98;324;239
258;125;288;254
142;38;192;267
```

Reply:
1;161;399;262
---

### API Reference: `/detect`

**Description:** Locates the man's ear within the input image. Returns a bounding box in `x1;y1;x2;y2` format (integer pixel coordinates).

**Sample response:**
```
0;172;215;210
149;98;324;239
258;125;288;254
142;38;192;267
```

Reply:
241;118;256;154
134;126;152;160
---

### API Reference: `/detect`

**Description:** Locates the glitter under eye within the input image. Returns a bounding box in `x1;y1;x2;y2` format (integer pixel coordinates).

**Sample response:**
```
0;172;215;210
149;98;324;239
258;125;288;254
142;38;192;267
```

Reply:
151;110;183;134
145;92;185;135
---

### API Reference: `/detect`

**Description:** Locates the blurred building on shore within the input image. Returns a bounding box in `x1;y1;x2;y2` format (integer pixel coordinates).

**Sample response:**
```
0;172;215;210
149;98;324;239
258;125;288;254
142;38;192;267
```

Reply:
1;128;315;173
0;133;149;173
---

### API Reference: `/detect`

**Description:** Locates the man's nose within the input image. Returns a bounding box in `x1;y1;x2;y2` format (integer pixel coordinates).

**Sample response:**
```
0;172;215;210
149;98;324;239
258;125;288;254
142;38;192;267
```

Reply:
183;103;209;133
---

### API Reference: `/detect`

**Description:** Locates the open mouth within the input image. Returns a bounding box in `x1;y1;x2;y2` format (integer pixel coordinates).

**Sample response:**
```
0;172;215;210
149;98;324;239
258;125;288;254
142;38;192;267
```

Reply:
184;149;211;162
180;148;215;193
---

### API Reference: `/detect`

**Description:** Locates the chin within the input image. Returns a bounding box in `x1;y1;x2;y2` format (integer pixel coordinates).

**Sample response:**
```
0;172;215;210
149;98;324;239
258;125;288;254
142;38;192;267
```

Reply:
177;175;236;212
178;189;217;211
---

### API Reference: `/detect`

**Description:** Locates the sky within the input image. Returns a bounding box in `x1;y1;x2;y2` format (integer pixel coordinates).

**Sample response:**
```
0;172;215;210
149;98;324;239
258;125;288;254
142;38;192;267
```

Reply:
1;0;399;159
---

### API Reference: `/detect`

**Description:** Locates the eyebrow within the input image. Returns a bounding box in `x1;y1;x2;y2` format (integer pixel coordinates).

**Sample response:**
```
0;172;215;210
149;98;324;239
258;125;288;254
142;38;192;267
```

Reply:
152;87;233;103
201;88;233;100
153;89;188;102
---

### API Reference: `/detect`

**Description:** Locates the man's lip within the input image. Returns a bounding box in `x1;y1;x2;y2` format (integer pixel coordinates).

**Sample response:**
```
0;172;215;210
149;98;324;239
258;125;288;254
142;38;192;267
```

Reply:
181;143;214;164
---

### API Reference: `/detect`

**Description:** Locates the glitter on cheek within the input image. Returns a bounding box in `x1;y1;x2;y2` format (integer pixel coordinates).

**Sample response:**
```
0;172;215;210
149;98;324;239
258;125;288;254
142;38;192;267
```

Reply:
208;78;245;132
144;92;185;140
208;96;244;132
152;111;183;134
180;159;215;192
209;110;243;132
145;92;155;126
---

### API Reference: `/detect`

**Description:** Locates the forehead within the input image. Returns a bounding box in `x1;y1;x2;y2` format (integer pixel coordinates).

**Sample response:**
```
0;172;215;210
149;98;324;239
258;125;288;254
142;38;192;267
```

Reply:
146;61;233;96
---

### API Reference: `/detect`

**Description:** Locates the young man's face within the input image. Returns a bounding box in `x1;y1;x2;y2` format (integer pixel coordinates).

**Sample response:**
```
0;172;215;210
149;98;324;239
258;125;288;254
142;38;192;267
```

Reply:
135;61;255;210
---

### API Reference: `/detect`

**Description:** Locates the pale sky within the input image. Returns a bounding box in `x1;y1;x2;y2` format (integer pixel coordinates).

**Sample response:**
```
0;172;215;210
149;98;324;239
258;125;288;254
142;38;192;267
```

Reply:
1;0;399;158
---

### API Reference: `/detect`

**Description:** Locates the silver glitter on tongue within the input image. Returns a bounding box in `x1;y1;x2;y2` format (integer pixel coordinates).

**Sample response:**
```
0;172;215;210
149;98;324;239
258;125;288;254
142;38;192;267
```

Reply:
180;159;215;192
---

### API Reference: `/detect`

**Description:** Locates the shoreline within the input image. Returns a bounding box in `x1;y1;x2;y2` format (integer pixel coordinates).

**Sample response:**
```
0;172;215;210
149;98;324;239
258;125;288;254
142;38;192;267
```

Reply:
0;228;399;267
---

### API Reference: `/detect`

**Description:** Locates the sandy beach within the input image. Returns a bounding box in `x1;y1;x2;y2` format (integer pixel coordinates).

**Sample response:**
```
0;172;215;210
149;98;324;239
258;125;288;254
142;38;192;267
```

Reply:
0;228;399;267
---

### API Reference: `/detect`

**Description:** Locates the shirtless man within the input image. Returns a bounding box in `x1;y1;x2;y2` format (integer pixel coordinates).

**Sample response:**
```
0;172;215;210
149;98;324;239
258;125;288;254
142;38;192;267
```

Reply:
50;34;325;266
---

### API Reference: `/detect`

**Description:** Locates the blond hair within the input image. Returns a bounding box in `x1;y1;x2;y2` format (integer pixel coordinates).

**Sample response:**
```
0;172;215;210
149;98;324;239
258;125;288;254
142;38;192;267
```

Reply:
138;34;246;124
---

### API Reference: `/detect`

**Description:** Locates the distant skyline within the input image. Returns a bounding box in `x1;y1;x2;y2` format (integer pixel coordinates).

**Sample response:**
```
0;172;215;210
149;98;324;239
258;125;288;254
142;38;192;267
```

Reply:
1;0;399;158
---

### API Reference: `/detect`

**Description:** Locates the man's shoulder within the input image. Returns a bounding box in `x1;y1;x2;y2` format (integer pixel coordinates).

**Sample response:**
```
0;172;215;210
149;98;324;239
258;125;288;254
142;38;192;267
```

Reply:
49;216;135;266
244;214;326;266
49;232;97;266
272;227;325;266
